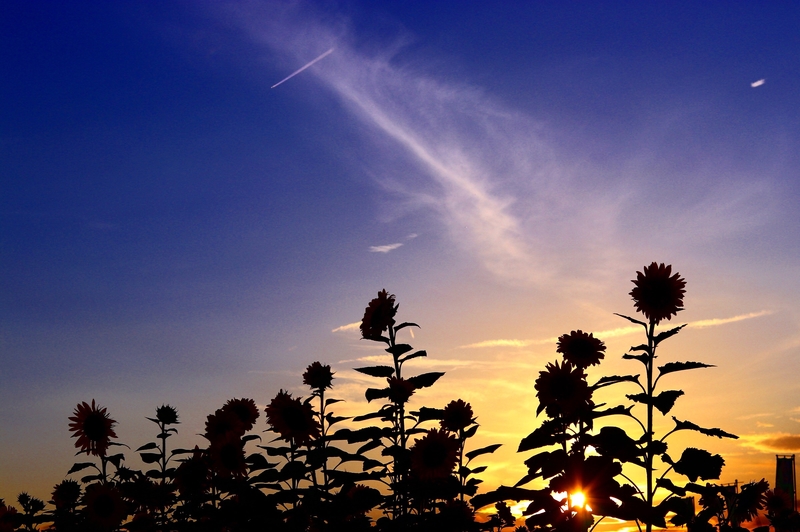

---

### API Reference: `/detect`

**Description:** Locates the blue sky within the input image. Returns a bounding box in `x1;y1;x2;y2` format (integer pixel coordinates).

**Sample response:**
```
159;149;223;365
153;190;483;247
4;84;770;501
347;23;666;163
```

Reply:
2;1;800;511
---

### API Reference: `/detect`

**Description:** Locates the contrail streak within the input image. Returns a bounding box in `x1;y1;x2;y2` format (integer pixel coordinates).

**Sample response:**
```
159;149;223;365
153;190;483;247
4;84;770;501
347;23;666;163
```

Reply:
271;48;334;88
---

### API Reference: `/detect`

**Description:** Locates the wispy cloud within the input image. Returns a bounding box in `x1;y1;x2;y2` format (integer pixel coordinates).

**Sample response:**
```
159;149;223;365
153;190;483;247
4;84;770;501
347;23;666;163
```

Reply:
331;321;360;333
222;2;777;286
739;433;800;452
460;311;771;349
369;243;403;253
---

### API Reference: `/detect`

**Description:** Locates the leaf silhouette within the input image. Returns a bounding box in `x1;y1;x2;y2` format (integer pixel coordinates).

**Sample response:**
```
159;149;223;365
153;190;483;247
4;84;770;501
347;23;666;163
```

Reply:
399;350;427;364
653;324;686;345
365;387;390;402
394;321;419;332
408;372;444;389
614;313;647;327
626;390;685;415
623;353;650;364
673;447;724;482
354;366;395;378
671;417;738;439
67;462;96;474
658;361;715;377
386;344;413;356
465;444;502;461
594;375;641;389
471;486;550;511
518;419;570;452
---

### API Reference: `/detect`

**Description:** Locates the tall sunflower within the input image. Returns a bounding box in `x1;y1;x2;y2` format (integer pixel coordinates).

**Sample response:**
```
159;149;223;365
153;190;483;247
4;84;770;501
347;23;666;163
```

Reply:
557;330;606;369
360;289;398;340
265;390;320;445
68;400;118;457
630;262;686;324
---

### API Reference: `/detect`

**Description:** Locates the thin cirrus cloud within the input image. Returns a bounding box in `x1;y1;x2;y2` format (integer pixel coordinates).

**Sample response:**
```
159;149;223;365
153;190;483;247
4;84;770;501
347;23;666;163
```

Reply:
223;2;776;287
370;243;403;253
459;310;772;349
739;433;800;452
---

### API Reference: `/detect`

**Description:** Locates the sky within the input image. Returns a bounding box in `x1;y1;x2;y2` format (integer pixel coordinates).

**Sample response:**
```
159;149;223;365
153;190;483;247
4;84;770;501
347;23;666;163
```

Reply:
2;0;800;521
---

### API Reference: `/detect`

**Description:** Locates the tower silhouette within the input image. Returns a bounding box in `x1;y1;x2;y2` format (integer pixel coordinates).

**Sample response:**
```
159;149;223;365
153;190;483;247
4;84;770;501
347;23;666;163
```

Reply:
776;455;797;511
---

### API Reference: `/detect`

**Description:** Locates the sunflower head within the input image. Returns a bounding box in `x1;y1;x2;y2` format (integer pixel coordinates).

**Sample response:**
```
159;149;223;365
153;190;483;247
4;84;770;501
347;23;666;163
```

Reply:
630;262;686;324
204;408;244;444
557;330;606;369
303;361;334;391
51;480;81;510
410;428;460;480
68;400;118;457
174;447;210;499
221;398;260;433
360;289;398;340
440;399;474;432
534;360;592;420
209;437;248;478
81;483;128;530
265;390;320;445
154;405;179;425
387;376;416;404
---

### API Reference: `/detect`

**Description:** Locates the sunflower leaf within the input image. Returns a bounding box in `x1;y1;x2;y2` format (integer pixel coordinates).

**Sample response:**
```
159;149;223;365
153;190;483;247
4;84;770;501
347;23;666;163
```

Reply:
658;361;715;377
653;324;687;346
386;344;413;356
594;375;640;388
136;442;159;452
412;406;444;423
325;398;344;406
140;452;162;464
67;462;97;474
394;322;420;332
623;353;650;364
671;417;738;439
466;444;502;461
354;366;395;378
614;313;647;327
408;372;444;389
627;390;685;415
365;387;390;402
399;350;427;364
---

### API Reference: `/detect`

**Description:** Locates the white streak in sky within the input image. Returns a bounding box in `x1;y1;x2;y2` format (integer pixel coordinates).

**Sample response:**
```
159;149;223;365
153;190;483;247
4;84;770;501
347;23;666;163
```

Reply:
751;79;766;87
369;243;402;253
459;311;772;348
271;48;334;89
331;321;360;333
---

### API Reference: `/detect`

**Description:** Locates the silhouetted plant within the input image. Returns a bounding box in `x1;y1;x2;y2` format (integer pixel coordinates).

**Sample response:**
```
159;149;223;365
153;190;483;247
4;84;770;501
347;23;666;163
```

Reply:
474;263;744;532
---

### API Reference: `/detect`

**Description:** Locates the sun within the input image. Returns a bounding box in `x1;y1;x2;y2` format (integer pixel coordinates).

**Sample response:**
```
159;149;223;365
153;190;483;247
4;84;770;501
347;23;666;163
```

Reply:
570;491;587;508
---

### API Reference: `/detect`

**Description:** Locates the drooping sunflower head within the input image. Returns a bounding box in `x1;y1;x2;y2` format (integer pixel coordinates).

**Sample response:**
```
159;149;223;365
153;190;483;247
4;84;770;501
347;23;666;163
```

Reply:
360;289;398;340
68;400;118;457
440;399;474;432
534;360;592;420
265;390;320;445
154;404;179;425
557;330;606;369
221;398;260;433
303;361;334;391
410;428;460;480
204;408;244;444
630;262;686;324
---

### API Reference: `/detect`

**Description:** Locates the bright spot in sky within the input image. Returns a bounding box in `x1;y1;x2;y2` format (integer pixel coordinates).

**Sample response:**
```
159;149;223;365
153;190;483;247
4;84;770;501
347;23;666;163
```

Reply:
751;79;766;87
570;492;587;508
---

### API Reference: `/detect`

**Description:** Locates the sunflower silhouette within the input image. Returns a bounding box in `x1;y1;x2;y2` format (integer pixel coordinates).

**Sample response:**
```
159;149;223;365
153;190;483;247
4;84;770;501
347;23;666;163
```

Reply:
81;483;128;531
410;429;459;480
534;361;592;420
557;330;606;369
387;376;416;404
154;404;179;425
630;262;686;324
303;361;334;391
265;390;320;445
360;289;398;340
222;398;260;432
68;400;118;457
440;399;474;432
51;480;81;510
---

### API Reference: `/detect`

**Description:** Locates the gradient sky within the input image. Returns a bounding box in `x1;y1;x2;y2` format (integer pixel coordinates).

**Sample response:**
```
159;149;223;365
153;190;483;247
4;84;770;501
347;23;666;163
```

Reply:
2;1;800;520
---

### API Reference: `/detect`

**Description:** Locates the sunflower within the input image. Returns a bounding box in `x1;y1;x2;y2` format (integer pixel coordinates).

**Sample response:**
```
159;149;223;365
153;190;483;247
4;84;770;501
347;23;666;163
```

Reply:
204;408;244;445
265;390;320;445
630;262;686;324
360;289;398;340
0;501;18;532
387;376;416;404
557;330;606;369
51;480;81;510
534;361;592;420
174;447;210;499
303;361;334;391
154;404;179;425
410;429;459;480
209;436;248;478
81;483;128;531
68;400;118;457
440;399;474;432
221;398;260;432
